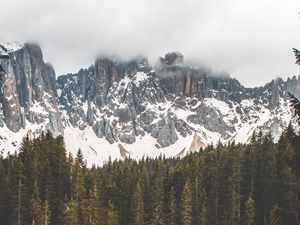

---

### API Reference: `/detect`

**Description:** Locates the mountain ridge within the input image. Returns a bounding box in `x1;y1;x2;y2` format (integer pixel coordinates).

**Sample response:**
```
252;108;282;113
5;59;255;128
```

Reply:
0;43;299;165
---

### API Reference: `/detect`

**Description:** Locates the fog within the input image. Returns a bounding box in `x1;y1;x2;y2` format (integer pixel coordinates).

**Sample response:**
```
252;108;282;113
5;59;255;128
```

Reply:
0;0;300;87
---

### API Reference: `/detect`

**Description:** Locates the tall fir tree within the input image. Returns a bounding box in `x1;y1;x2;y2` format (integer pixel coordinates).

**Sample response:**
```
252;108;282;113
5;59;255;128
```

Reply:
243;194;255;225
65;200;79;225
167;186;176;225
270;204;280;225
131;182;144;225
106;200;119;225
181;181;193;225
293;48;300;66
149;159;165;225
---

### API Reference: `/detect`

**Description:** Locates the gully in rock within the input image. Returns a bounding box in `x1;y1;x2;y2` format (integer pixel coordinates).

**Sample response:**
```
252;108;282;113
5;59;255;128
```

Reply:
0;50;9;115
0;53;9;80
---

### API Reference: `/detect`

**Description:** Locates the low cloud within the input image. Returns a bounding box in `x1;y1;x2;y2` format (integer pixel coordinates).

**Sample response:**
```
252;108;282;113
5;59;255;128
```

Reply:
0;0;300;87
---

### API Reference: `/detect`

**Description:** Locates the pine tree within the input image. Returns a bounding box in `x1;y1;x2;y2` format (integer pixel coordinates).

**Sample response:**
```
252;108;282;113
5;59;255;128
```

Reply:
49;135;71;225
293;48;300;66
241;145;255;220
243;194;255;225
167;186;176;225
270;204;280;225
288;92;300;123
18;134;35;224
106;200;119;225
139;164;152;224
80;175;102;225
250;131;257;145
131;182;144;225
254;134;276;225
181;181;193;225
8;155;25;225
88;184;102;225
70;149;87;225
191;173;208;225
73;150;86;202
76;148;86;168
43;200;51;225
29;185;43;225
65;200;80;225
198;189;208;225
149;160;165;225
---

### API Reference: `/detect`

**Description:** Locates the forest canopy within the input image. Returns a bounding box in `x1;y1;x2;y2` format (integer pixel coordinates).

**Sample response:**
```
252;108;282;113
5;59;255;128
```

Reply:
0;126;300;225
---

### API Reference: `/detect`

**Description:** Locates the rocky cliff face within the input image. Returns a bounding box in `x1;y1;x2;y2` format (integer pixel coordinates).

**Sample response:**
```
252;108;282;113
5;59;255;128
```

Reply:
57;57;178;147
157;52;247;102
57;52;299;156
0;46;299;165
0;43;62;135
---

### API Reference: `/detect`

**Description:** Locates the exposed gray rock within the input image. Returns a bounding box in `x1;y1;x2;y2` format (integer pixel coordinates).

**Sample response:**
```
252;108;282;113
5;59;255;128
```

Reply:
188;102;235;137
175;120;191;137
0;43;63;135
160;52;184;66
118;107;131;123
157;119;178;147
119;125;136;144
93;119;105;138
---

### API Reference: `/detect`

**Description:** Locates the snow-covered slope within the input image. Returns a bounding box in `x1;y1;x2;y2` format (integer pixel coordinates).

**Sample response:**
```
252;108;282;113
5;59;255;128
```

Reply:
0;45;299;165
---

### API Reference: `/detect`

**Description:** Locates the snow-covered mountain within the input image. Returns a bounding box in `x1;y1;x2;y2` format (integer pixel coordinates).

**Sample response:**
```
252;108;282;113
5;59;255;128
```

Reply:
0;43;299;165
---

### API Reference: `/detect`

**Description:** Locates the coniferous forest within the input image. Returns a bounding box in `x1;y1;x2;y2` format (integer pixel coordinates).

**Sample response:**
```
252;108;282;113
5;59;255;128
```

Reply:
0;125;300;225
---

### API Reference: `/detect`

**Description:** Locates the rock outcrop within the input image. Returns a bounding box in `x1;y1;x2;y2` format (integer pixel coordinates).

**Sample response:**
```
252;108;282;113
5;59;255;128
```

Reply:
0;43;62;135
157;53;246;101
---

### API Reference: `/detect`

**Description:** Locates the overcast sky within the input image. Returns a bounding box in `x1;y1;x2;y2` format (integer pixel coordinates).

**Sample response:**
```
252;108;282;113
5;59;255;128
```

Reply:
0;0;300;87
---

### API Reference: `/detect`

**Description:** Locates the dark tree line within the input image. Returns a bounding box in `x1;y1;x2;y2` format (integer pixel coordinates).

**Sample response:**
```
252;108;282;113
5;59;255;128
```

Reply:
0;126;300;225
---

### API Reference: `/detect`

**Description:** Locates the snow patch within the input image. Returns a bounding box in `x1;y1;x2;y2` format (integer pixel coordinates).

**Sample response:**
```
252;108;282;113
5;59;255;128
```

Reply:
1;42;24;53
133;71;148;86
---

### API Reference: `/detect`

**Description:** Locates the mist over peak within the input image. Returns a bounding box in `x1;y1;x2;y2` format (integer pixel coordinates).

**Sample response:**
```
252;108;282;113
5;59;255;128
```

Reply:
1;0;299;87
